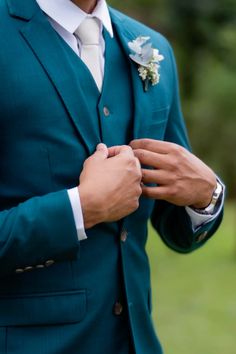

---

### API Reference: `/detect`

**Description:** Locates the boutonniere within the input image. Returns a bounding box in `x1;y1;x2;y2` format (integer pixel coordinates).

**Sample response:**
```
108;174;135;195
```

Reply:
128;36;164;92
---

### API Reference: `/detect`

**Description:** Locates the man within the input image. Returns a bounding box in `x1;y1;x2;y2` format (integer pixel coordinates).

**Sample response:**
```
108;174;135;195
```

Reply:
0;0;224;353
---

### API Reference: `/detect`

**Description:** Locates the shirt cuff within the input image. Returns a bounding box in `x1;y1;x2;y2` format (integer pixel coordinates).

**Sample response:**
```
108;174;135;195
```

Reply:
185;182;225;231
67;187;87;241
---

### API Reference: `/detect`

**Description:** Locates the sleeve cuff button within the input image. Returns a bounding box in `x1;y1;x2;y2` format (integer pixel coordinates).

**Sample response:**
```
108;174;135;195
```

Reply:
15;268;24;274
45;260;55;267
197;231;208;243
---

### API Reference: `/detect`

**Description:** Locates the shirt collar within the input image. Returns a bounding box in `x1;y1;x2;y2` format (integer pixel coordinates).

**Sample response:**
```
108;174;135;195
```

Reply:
36;0;113;37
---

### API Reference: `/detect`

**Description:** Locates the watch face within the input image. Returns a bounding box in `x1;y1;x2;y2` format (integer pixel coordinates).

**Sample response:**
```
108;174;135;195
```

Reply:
212;181;224;210
193;181;223;215
215;181;223;197
190;179;224;215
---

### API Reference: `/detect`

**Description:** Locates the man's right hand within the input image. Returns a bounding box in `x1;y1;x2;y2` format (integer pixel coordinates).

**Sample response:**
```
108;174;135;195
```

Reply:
78;143;142;229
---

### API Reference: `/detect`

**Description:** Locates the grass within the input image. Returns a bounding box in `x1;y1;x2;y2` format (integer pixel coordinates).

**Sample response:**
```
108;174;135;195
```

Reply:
146;202;236;354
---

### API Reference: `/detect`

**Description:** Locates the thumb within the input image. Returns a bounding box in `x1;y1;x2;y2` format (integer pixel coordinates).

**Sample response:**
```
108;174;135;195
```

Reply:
94;143;108;160
108;145;134;158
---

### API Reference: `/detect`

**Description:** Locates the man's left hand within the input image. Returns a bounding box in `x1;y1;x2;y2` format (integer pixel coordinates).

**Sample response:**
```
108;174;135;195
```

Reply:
130;139;217;209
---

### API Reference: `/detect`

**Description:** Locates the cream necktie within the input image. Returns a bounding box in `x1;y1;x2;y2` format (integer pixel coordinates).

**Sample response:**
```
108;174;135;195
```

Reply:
74;17;103;91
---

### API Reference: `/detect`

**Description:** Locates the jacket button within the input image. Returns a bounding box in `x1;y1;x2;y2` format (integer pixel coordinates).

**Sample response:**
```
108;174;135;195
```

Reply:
24;266;34;272
113;302;123;316
103;106;110;117
15;268;24;274
197;231;208;243
120;230;128;242
45;260;55;267
36;264;45;269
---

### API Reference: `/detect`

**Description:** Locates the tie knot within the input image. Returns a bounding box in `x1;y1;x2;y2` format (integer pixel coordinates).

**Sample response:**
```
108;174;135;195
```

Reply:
75;17;100;45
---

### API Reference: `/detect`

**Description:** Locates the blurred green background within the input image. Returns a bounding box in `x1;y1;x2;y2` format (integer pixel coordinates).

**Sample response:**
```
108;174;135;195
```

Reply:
146;203;235;354
109;1;236;353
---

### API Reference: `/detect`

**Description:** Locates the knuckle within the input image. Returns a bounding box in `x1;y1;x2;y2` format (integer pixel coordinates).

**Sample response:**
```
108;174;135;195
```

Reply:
136;167;142;180
125;154;135;164
136;174;142;184
133;199;140;210
123;146;133;157
133;184;142;196
142;139;151;150
169;143;179;155
124;145;133;152
83;158;90;167
137;149;146;159
174;143;182;151
173;143;185;156
168;142;176;153
127;157;139;170
137;185;142;196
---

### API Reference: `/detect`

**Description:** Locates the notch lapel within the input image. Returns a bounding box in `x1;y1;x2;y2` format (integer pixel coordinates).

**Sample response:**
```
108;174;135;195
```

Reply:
7;0;101;155
110;9;156;140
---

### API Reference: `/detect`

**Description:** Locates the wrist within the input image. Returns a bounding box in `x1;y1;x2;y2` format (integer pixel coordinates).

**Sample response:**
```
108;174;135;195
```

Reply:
191;178;223;214
191;176;217;209
192;193;214;209
78;185;105;229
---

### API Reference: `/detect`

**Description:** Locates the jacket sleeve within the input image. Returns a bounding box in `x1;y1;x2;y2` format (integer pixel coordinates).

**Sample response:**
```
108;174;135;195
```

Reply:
0;190;79;277
151;42;224;253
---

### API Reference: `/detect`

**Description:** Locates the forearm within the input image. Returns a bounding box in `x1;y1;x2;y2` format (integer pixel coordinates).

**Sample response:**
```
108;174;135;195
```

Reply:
151;200;224;253
0;190;79;277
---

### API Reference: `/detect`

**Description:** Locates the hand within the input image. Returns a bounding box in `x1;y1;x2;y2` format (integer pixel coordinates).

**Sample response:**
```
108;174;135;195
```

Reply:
79;144;142;229
130;139;217;208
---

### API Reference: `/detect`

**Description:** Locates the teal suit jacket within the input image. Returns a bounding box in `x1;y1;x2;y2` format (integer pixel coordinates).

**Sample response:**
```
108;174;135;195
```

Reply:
0;0;223;353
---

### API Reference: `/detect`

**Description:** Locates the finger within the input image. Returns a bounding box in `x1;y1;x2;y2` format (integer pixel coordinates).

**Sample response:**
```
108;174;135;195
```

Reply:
108;145;134;157
133;149;168;169
92;143;108;160
141;185;169;200
141;169;169;185
130;139;172;154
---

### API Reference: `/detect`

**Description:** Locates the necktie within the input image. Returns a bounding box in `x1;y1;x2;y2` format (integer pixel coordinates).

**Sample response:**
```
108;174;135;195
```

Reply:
74;17;103;91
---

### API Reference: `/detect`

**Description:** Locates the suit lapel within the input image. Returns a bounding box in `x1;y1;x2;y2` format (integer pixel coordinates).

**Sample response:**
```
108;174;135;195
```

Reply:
7;0;155;149
110;9;156;140
7;0;100;155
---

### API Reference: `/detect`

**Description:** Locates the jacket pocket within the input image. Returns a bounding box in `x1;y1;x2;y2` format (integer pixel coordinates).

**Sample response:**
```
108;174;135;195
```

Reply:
0;289;87;326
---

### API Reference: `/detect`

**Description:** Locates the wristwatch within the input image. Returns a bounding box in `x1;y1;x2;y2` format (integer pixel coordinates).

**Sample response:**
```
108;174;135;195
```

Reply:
192;179;223;215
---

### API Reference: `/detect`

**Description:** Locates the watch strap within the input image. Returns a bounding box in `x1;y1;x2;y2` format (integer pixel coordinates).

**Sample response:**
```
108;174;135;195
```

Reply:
190;179;224;215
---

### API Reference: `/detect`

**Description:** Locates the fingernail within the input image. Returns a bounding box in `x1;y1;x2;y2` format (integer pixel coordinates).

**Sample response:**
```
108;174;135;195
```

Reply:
96;143;107;151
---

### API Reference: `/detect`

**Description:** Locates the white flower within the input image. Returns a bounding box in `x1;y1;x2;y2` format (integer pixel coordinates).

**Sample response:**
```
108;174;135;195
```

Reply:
128;36;150;55
128;36;164;91
153;49;164;63
138;66;148;81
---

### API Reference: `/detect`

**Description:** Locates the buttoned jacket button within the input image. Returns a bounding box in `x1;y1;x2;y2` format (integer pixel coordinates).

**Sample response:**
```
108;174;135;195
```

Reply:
197;231;208;243
45;260;55;267
120;230;128;243
103;106;110;117
24;266;34;272
36;264;45;269
15;268;24;274
113;302;123;316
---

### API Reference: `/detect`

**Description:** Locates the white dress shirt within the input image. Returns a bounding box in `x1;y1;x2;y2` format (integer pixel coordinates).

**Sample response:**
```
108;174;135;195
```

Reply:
36;0;113;241
36;0;224;240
